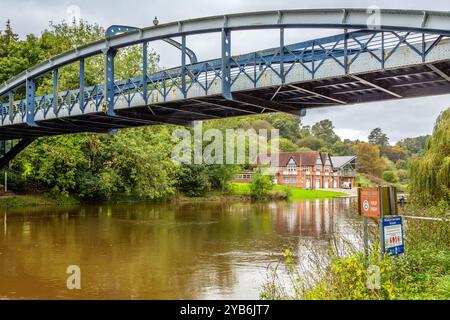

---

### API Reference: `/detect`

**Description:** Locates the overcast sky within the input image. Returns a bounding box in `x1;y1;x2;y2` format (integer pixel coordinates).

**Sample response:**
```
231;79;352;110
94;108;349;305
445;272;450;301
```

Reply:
1;0;449;143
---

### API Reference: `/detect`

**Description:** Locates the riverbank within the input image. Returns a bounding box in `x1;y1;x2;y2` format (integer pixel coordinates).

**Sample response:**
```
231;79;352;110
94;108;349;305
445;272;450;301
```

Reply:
0;184;349;209
260;204;450;300
230;183;349;200
0;194;81;208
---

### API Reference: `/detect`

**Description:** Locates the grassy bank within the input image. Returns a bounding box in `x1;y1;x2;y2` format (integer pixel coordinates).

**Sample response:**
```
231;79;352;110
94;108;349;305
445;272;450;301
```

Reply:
0;193;166;208
231;183;348;200
0;194;81;208
261;205;450;300
0;183;349;209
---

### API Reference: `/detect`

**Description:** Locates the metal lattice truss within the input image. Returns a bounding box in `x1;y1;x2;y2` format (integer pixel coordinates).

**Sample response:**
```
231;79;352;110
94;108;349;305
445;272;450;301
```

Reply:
1;8;450;142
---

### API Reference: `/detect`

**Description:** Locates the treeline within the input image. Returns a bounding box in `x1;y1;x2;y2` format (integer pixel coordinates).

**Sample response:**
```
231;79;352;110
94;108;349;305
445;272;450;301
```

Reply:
0;20;437;201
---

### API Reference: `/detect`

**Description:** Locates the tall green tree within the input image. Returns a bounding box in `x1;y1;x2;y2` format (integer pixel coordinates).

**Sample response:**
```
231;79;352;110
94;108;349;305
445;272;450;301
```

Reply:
368;128;389;147
353;142;388;177
311;119;340;145
297;136;326;151
397;136;429;156
409;108;450;206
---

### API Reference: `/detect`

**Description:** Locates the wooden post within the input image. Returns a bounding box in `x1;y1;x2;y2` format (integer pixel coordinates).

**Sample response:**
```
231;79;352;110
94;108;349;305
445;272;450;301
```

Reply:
363;217;369;261
379;186;385;260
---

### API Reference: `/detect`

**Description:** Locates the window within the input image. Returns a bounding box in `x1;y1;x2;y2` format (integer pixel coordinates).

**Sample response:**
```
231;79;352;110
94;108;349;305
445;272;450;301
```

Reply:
302;166;310;172
325;165;330;173
283;177;297;184
287;159;297;173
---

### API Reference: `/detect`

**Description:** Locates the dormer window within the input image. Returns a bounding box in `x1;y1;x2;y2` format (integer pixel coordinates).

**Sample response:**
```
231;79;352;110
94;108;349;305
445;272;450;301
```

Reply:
316;155;323;172
287;159;297;173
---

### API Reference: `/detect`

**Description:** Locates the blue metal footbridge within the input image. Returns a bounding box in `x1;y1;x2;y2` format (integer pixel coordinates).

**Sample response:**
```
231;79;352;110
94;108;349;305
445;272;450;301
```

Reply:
1;8;450;166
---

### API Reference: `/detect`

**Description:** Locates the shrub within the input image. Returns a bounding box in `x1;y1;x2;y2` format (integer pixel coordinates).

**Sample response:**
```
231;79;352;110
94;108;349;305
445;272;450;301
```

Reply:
382;170;399;183
249;169;273;199
266;190;289;200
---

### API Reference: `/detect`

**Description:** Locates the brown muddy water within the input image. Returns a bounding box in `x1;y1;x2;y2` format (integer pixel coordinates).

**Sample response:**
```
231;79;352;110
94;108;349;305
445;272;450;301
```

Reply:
0;198;360;299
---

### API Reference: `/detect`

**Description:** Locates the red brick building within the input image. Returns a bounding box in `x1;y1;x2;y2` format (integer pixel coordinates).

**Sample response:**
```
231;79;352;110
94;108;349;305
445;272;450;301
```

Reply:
234;152;356;189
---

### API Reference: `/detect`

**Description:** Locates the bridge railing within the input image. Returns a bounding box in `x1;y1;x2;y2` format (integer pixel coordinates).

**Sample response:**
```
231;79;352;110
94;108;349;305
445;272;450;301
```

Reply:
0;28;447;126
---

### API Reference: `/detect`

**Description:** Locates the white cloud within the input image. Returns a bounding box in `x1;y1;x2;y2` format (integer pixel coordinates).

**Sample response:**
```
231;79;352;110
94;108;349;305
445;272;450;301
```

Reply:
334;129;368;142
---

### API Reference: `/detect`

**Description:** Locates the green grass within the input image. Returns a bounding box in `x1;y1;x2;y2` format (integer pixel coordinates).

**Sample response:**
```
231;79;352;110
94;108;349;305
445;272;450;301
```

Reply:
0;193;170;208
260;204;450;300
231;183;348;200
0;194;81;208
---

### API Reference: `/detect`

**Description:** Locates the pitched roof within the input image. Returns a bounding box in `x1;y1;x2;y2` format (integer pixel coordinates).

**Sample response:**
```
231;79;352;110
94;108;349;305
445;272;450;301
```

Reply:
330;156;357;169
257;151;320;167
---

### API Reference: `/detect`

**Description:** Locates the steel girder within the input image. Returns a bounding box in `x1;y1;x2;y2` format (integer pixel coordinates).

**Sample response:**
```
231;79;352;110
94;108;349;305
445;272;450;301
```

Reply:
0;8;448;148
3;28;448;127
2;8;450;97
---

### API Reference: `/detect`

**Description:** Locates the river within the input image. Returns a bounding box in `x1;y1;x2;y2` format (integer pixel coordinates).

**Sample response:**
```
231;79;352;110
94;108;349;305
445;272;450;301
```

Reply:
0;198;359;299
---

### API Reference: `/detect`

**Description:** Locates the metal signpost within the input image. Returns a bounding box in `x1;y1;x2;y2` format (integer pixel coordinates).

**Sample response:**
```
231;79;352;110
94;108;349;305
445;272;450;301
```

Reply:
358;187;381;258
358;186;402;258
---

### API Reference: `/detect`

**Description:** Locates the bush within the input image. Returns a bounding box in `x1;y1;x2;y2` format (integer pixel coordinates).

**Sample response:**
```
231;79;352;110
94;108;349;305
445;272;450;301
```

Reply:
396;159;408;170
2;170;27;192
249;169;273;199
382;171;399;183
266;190;289;200
175;165;210;197
261;204;450;300
304;253;398;300
397;169;409;184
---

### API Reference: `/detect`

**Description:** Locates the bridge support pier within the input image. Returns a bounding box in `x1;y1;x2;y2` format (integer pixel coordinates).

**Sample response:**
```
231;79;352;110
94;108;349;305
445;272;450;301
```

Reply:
0;139;36;169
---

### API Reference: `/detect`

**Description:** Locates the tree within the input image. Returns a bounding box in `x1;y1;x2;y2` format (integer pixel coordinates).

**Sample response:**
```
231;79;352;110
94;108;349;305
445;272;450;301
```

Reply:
396;159;408;170
299;125;311;138
409;108;450;206
353;142;388;177
382;171;399;184
206;165;238;192
397;136;429;156
3;20;18;43
175;165;210;197
383;145;407;163
368;128;389;147
297;136;326;151
397;169;409;184
331;140;355;156
275;138;300;152
7;20;174;200
311;119;340;145
249;168;273;199
264;113;302;142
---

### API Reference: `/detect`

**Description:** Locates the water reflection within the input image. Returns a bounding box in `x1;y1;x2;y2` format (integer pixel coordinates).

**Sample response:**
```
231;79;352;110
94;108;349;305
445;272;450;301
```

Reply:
0;199;357;300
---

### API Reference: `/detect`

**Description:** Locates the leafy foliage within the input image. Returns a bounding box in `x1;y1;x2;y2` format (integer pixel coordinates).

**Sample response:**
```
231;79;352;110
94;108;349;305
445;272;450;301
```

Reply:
353;142;388;177
409;108;450;206
249;169;273;199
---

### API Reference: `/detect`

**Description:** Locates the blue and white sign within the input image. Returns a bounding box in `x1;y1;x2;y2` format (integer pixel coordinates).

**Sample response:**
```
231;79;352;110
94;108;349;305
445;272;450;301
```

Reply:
382;216;404;256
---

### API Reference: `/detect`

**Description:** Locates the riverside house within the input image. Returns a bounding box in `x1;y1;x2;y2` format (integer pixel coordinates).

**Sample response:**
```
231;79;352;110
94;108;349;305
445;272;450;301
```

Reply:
234;152;356;189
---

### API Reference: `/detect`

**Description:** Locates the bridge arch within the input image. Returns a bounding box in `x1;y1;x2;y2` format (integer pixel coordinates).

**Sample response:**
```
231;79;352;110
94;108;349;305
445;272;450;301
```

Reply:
1;8;450;95
0;8;450;166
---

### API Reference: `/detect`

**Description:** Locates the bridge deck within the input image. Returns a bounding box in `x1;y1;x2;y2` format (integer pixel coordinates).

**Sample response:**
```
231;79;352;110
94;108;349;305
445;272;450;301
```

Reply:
1;29;450;140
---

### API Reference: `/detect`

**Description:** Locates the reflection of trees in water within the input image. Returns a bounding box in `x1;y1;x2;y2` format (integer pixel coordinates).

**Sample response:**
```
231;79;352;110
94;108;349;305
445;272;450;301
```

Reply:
0;199;357;299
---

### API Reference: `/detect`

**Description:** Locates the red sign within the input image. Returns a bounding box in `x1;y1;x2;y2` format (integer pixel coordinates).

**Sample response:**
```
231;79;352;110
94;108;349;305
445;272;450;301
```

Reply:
359;188;381;219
